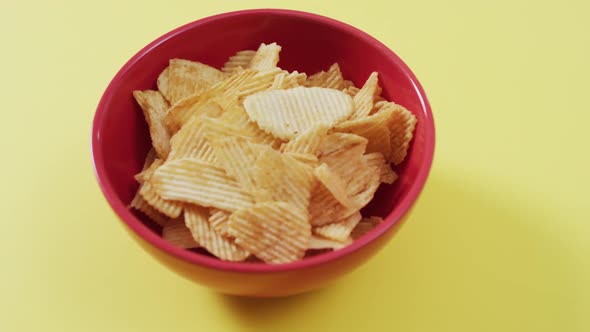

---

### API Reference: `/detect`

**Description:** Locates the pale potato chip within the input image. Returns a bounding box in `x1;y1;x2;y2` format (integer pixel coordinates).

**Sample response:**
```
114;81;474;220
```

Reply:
167;101;224;162
307;234;352;250
313;211;362;242
349;72;380;120
351;216;384;239
308;178;357;226
138;159;183;218
343;85;360;98
378;102;418;164
304;63;344;89
284;152;320;167
162;217;199;248
222;50;256;74
248;43;281;71
237;68;284;98
252;147;315;211
129;191;169;226
313;163;356;208
228;202;310;264
218;105;281;148
362;152;398;184
243;87;353;140
133;90;171;159
270;71;306;90
201;116;261;143
134;148;158;183
165;59;225;105
184;205;250;261
156;67;170;101
335;108;393;160
209;137;263;196
165;69;258;132
280;124;330;155
152;158;254;212
209;208;231;236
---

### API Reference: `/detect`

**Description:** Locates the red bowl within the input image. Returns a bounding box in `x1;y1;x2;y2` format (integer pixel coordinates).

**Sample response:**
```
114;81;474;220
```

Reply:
91;9;435;297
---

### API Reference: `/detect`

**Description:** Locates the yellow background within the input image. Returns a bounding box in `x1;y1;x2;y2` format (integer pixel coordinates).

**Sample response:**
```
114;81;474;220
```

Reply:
2;0;589;331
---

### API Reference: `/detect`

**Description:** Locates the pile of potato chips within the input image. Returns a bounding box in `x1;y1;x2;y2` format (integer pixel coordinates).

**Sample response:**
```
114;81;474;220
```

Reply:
129;43;417;264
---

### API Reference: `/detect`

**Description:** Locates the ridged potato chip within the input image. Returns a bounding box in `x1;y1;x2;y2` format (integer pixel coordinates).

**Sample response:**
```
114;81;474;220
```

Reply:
313;163;355;208
165;59;225;105
335;108;393;160
304;63;345;89
162;217;199;248
209;137;263;196
244;87;353;140
248;43;281;71
133;90;171;159
280;124;330;155
284;152;320;167
218;105;281;148
363;152;398;184
152;158;254;212
378;102;418;164
228;202;310;264
313;211;362;242
237;68;284;98
138;159;183;218
129;192;169;226
349;72;380;120
222;50;256;74
271;71;307;89
184;205;250;261
351;216;384;239
156;67;170;100
307;234;352;250
209;208;231;236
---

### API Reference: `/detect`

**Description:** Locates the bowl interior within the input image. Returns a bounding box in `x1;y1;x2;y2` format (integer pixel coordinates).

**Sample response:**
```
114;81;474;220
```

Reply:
93;10;433;265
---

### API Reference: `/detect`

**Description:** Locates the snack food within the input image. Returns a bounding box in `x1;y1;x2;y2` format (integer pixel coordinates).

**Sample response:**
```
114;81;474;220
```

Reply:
129;43;417;264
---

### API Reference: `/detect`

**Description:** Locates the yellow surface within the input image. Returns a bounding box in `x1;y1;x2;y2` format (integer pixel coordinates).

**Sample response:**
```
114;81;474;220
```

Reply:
1;0;589;331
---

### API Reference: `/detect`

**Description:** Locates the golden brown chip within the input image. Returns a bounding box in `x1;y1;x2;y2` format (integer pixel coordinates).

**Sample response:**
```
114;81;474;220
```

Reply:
378;102;418;165
222;50;256;74
335;108;393;160
343;85;360;98
162;217;199;248
313;212;362;242
313;163;355;208
243;87;353;140
156;67;170;101
152;158;254;212
209;137;263;196
165;59;225;105
280;124;330;155
349;72;380;120
138;159;183;218
133;90;171;159
228;202;310;264
184;205;250;261
283;152;320;167
362;152;398;184
165;69;258;132
218;105;281;148
270;71;306;90
351;216;384;239
167;102;224;162
248;43;281;71
129;191;169;226
252;147;315;211
304;63;345;89
209;208;231;236
238;68;284;98
134;148;158;183
307;234;352;250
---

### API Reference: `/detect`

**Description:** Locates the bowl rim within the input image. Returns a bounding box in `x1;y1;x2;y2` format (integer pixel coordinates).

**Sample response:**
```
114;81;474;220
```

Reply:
91;8;435;273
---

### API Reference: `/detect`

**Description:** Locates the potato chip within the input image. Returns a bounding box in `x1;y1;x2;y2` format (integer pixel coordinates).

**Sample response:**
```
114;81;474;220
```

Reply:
351;216;384;239
133;90;171;159
165;69;258;132
222;50;256;74
283;152;320;167
304;63;344;89
209;208;231;236
252;147;315;211
184;205;250;261
167;102;224;162
138;159;183;218
349;72;380;120
129;192;169;226
134;148;158;183
307;234;352;250
156;67;170;101
243;87;353;140
362;152;398;184
308;177;357;226
313;211;362;242
237;68;284;98
280;124;330;155
335;108;393;160
165;59;225;105
343;85;360;98
162;217;199;248
270;71;306;90
378;102;418;164
228;202;310;264
248;43;281;71
313;163;355;208
209;137;263;195
218;105;281;148
152;158;254;212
